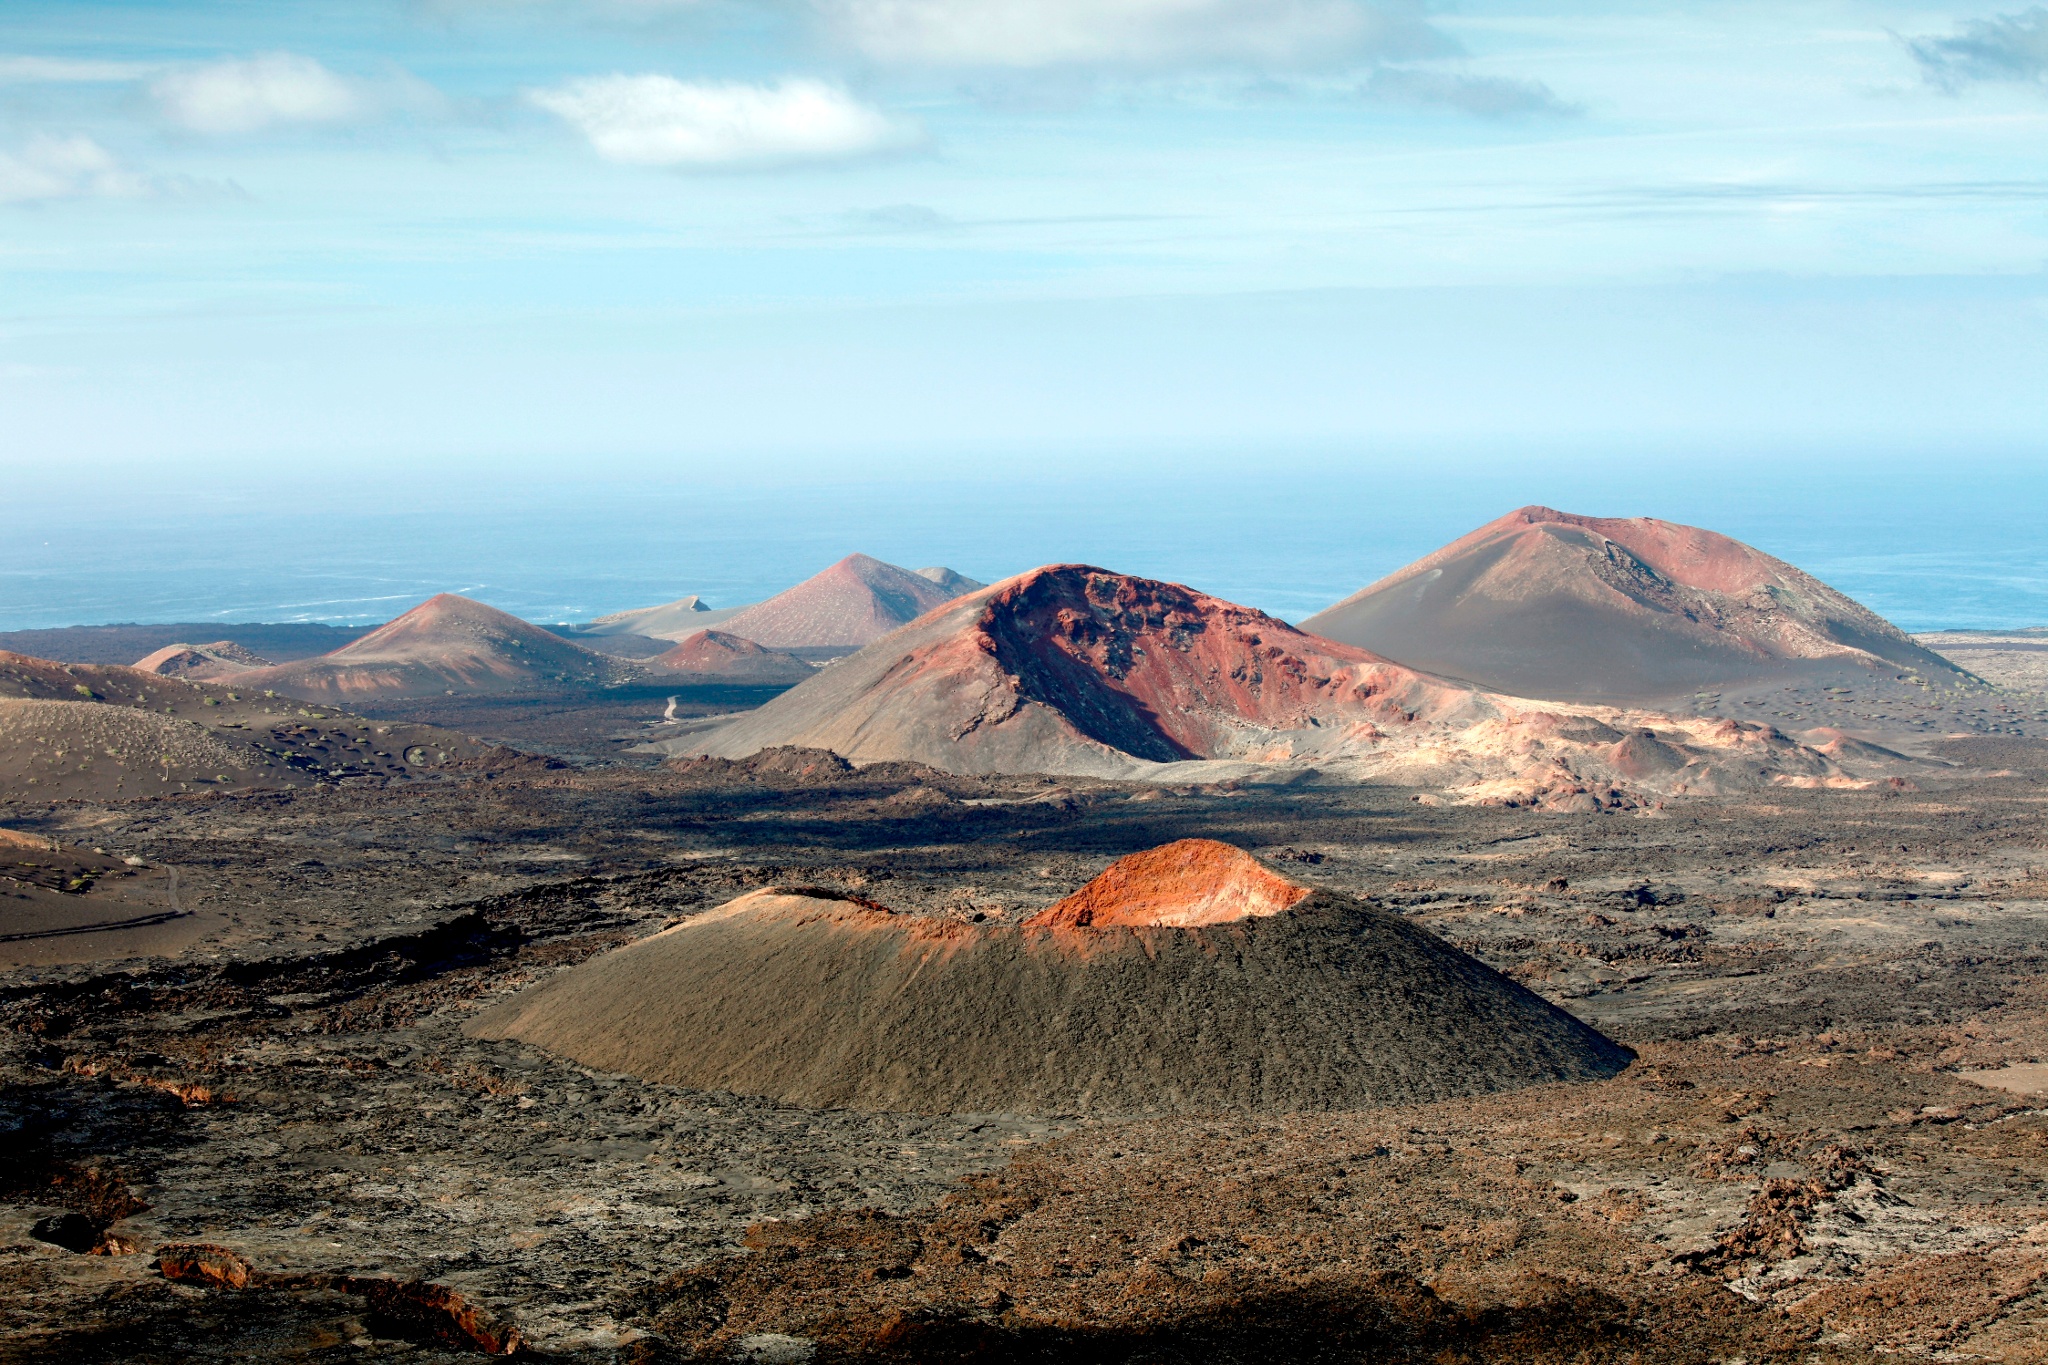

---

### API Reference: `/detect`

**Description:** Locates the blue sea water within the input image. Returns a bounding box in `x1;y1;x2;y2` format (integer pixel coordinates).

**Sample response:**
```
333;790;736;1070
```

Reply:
2;451;2043;634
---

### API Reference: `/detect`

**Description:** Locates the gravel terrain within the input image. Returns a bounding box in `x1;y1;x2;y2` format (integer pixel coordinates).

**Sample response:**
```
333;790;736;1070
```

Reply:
2;715;2047;1360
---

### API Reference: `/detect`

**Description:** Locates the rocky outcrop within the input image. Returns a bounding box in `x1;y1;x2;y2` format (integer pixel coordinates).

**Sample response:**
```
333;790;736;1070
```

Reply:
132;641;271;680
156;1244;523;1354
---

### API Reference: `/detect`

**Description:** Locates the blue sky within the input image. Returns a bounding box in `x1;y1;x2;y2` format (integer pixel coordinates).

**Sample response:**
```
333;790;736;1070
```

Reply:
2;1;2046;474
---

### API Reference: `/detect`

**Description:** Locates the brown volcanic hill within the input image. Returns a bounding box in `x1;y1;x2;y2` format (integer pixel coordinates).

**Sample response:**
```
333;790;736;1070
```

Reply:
1299;506;1967;703
914;566;988;597
237;594;624;700
580;595;745;641
690;566;1483;778
467;840;1632;1114
715;554;964;650
650;630;815;685
0;622;367;666
0;650;537;802
133;641;271;680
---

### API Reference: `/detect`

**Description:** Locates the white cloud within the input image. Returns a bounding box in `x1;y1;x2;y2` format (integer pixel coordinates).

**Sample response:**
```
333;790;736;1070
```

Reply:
0;134;150;204
0;55;155;83
1359;66;1577;118
150;53;366;134
1907;7;2048;91
528;75;909;167
811;0;1452;70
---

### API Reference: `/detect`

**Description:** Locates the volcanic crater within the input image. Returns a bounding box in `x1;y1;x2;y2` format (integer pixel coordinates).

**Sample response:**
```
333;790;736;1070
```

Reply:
467;839;1633;1115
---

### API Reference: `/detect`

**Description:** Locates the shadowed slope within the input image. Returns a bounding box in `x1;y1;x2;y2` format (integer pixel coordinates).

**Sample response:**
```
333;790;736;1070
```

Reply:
715;554;967;650
468;841;1632;1114
239;594;622;700
692;566;1481;778
1301;507;1965;703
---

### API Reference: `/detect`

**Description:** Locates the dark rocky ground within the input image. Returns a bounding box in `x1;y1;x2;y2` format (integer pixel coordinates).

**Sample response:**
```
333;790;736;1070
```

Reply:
3;690;2048;1360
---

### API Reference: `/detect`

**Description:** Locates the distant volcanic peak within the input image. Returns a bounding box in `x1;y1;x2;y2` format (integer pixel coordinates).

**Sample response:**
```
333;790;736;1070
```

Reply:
653;630;813;681
715;553;965;649
914;566;988;597
1026;840;1312;929
1403;507;1776;596
341;592;540;653
682;563;1491;778
228;592;620;699
586;597;708;629
971;565;1434;761
1301;506;1957;703
133;641;270;678
661;628;765;659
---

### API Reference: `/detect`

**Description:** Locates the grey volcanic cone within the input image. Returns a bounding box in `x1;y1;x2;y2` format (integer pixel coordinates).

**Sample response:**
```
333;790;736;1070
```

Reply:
1300;506;1967;704
466;841;1632;1115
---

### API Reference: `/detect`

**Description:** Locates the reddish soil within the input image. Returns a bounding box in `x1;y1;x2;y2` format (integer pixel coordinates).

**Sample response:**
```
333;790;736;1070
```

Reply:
696;566;1482;775
1024;839;1311;928
979;568;1473;760
651;630;814;683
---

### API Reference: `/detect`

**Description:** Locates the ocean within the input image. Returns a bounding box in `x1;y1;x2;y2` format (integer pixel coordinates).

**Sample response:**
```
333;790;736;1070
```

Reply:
3;451;2043;634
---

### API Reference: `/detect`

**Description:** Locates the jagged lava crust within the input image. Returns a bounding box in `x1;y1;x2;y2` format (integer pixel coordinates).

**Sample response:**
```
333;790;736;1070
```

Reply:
466;840;1632;1114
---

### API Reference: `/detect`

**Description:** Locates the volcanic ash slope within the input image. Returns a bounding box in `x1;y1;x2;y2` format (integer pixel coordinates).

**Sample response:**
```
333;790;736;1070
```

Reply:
677;565;1906;800
0;649;530;800
650;630;815;684
466;840;1633;1115
1301;505;1967;703
238;593;623;700
714;554;976;650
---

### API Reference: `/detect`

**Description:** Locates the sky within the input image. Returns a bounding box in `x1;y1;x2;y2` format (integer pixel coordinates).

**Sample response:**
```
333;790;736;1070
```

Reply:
1;0;2044;479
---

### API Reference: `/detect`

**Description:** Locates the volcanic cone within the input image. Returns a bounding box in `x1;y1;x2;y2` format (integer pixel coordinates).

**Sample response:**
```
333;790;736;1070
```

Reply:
467;840;1631;1114
1301;506;1964;702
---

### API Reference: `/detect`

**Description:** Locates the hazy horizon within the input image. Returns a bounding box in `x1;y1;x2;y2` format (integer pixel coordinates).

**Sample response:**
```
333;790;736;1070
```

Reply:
5;2;2045;632
5;448;2044;634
